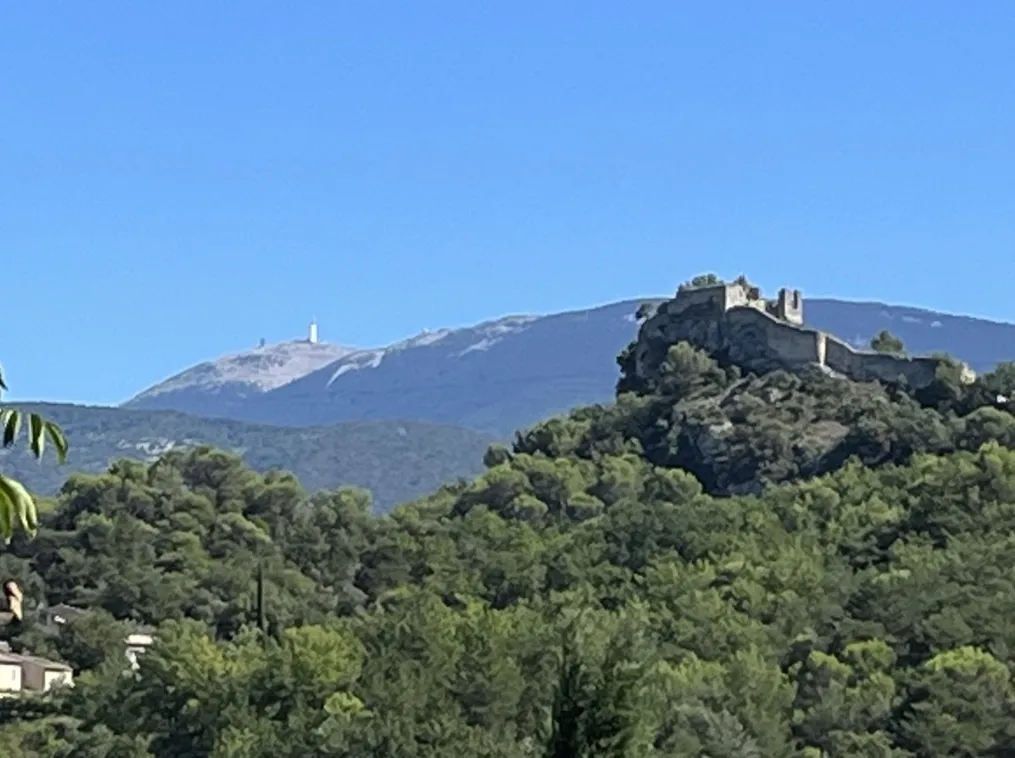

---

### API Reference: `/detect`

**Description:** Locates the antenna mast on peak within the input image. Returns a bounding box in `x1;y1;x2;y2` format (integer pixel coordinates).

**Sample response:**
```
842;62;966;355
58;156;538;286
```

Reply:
308;318;319;344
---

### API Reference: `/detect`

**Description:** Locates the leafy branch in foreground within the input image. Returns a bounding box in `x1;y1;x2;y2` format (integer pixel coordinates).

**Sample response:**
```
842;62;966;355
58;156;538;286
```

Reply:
0;364;68;542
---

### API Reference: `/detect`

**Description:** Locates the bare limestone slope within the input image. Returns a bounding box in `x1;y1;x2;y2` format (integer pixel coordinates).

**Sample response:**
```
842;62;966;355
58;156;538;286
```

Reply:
126;339;358;419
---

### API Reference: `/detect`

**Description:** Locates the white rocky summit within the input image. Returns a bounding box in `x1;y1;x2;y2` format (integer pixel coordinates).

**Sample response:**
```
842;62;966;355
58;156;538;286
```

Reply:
130;321;357;402
132;340;357;400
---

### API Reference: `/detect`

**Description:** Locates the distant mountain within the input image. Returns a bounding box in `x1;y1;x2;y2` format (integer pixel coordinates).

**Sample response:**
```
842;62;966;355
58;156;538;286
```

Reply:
126;296;1015;438
126;302;642;437
1;403;493;513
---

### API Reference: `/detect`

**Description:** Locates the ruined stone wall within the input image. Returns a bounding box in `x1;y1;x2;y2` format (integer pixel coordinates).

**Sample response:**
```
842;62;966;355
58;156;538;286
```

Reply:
724;307;824;367
667;284;727;317
723;303;944;388
668;282;759;318
823;335;940;387
724;283;753;310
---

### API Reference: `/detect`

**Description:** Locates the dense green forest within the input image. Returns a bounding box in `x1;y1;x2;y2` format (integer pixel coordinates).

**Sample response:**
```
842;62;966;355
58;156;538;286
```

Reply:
4;316;1015;756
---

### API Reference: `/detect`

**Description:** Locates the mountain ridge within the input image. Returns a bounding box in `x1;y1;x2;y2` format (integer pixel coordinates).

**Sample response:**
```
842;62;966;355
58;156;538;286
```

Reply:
124;293;1015;437
0;402;493;512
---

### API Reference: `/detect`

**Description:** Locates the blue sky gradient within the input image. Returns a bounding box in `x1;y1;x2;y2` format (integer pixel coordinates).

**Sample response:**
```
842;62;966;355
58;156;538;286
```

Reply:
2;2;1014;404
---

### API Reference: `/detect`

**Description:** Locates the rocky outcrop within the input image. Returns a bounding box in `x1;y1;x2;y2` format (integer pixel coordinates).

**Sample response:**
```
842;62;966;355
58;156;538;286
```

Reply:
633;282;974;390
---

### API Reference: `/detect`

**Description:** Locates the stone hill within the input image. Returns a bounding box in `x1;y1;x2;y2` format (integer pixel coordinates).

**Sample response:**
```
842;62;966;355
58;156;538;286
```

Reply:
633;280;976;389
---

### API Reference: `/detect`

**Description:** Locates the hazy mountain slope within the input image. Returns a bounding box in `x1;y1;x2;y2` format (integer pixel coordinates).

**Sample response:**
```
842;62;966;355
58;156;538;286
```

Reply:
237;302;641;435
126;296;1015;438
1;403;493;513
127;301;642;436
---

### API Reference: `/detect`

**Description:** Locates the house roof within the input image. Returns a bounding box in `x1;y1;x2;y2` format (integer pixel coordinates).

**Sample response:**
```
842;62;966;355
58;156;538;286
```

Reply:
45;603;85;618
10;654;73;672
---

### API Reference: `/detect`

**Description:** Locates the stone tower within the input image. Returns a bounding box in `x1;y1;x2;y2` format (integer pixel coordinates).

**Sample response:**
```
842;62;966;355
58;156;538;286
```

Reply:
775;288;804;325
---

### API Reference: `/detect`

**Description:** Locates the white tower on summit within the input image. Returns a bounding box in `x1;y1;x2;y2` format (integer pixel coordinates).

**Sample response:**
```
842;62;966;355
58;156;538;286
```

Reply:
308;318;319;344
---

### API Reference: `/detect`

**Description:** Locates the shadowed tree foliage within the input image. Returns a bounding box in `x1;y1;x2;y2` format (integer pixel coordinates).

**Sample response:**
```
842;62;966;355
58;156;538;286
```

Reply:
870;330;906;355
678;272;723;291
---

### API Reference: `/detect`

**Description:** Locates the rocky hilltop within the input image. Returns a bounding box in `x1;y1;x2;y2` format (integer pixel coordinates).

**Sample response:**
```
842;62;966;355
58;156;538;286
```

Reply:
632;278;975;390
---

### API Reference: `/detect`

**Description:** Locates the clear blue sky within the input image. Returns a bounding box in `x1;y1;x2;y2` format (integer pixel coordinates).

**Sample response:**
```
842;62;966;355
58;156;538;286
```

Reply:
2;2;1013;405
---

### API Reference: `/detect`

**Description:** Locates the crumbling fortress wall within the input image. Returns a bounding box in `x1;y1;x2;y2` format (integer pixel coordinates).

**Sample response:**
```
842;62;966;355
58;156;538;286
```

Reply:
634;281;973;389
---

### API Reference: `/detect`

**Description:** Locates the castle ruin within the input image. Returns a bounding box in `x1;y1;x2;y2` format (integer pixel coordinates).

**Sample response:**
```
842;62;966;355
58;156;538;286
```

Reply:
633;280;975;390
